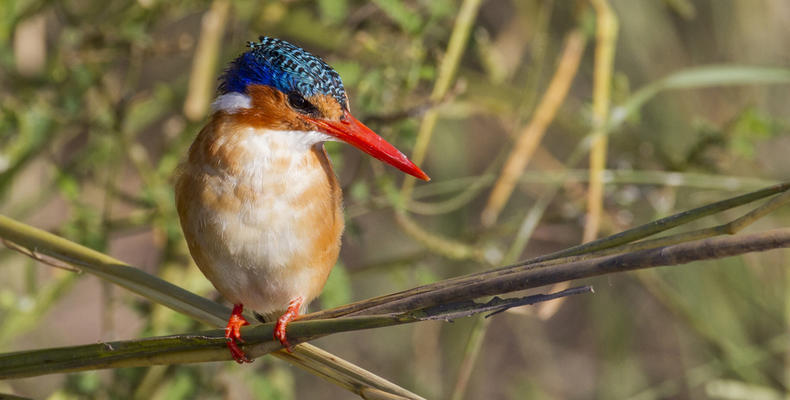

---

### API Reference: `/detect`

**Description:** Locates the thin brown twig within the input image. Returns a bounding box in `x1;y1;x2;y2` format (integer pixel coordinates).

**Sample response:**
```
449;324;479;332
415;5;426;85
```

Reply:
1;238;81;272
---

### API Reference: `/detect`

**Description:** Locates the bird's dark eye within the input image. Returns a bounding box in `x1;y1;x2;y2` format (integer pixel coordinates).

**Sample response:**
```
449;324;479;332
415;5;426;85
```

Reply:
287;91;318;115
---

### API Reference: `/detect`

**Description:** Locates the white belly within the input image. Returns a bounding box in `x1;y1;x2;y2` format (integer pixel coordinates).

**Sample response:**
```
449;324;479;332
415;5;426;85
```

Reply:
176;127;343;315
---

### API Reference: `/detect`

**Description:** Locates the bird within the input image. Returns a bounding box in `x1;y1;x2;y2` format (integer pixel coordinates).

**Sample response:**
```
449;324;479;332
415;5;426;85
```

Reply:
175;36;429;363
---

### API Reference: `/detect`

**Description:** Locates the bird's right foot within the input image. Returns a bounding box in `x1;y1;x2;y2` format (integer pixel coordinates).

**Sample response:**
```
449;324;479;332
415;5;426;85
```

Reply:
225;303;252;363
274;296;304;352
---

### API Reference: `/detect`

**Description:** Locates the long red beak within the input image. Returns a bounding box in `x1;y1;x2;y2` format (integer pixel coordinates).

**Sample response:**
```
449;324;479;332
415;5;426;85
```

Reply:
305;111;430;181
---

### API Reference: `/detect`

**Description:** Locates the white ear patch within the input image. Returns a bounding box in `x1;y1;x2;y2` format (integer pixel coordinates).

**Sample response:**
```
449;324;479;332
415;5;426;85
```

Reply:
211;92;252;113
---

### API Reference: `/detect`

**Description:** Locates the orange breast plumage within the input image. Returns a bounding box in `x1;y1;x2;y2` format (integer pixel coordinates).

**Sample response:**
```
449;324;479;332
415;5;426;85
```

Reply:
175;112;343;316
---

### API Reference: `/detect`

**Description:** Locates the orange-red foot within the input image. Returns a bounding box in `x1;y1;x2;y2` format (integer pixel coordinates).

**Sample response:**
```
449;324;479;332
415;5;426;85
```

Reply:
274;297;304;352
225;303;252;363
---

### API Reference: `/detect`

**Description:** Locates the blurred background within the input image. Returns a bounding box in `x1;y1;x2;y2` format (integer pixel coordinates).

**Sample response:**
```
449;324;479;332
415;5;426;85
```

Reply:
1;0;790;399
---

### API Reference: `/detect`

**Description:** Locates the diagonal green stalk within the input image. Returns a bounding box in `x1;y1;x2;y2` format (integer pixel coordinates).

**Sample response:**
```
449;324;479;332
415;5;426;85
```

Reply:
0;215;422;399
0;316;406;380
0;215;228;327
0;288;588;380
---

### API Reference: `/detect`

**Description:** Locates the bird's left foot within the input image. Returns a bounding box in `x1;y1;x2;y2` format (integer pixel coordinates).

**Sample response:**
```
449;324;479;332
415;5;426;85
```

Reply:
225;303;252;363
274;297;304;352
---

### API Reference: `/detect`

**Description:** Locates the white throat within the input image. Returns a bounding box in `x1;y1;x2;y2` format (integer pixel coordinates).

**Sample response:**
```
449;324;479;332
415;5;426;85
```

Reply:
255;129;335;152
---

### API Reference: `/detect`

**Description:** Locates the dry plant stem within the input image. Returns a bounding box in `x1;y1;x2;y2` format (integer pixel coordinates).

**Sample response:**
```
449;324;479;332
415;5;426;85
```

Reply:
522;187;790;273
183;0;229;121
583;0;618;242
308;229;790;321
307;183;790;319
0;216;422;400
521;182;790;266
508;184;790;275
618;189;790;253
480;29;586;227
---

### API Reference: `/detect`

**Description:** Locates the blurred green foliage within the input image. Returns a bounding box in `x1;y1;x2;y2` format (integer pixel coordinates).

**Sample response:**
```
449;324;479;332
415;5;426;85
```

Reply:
1;0;789;399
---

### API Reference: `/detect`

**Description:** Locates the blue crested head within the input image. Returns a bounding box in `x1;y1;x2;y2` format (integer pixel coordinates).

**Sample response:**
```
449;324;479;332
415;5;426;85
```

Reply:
219;36;348;110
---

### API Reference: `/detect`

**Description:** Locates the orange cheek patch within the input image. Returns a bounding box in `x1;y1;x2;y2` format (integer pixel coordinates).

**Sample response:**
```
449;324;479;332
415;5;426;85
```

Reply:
210;86;344;132
226;85;313;131
308;93;344;120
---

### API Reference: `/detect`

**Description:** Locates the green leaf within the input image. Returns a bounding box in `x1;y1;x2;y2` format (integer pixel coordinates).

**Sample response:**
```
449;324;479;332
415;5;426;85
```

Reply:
729;107;775;159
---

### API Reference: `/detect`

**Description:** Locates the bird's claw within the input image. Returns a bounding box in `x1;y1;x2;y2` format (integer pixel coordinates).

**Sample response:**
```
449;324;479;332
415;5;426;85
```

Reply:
227;339;252;363
274;317;294;352
225;304;252;363
274;297;303;353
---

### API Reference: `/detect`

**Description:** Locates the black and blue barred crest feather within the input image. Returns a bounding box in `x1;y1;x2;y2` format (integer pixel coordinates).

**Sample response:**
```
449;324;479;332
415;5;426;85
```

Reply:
219;36;348;110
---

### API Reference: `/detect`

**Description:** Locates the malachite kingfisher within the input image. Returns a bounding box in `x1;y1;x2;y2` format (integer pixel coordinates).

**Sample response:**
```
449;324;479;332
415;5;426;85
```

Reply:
175;36;429;363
